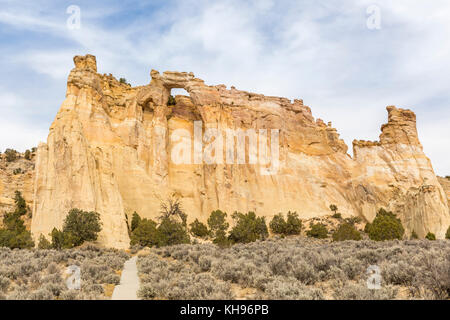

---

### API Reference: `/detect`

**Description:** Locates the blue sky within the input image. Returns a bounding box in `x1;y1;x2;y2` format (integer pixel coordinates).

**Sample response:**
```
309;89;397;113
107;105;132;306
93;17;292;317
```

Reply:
0;0;449;175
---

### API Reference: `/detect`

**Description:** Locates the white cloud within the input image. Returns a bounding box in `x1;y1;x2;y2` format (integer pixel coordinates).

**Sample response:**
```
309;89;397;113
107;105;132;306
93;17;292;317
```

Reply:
0;0;449;174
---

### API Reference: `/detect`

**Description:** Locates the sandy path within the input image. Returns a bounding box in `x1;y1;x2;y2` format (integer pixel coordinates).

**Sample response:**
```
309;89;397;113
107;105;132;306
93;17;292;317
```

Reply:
111;256;140;300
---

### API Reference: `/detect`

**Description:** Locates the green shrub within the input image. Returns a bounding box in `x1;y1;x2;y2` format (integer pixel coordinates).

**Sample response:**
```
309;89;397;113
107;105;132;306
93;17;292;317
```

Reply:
330;204;338;215
4;149;17;162
130;218;158;247
212;229;230;247
129;206;190;248
14;191;27;216
269;212;302;236
332;213;342;219
0;228;34;249
37;234;52;249
285;212;302;235
130;212;141;232
62;209;102;247
13;168;22;175
156;217;190;247
332;223;362;241
364;223;371;234
410;230;419;240
167;95;176;106
119;78;128;84
50;228;76;249
446;226;450;239
368;209;404;241
189;219;209;238
345;217;362;225
306;223;328;239
425;232;436;241
0;194;34;249
24;150;31;160
0;211;34;247
270;213;286;235
228;211;268;244
207;210;229;243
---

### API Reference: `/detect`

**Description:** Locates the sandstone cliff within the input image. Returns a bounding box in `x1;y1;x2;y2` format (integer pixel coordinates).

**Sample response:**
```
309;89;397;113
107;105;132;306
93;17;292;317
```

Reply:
31;55;450;247
0;151;35;229
438;177;450;208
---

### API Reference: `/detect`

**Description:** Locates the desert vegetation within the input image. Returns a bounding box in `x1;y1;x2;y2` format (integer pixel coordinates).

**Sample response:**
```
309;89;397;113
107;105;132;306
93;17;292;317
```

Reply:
136;238;449;300
366;209;405;241
269;211;302;236
1;194;449;300
0;191;34;249
38;208;102;250
0;246;129;300
130;198;190;247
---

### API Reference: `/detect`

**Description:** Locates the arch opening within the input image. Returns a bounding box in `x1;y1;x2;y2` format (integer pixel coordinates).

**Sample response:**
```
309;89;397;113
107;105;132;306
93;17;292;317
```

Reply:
170;88;189;97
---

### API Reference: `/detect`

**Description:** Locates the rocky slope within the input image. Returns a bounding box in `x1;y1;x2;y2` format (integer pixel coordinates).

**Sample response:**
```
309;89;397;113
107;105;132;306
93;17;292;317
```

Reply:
30;54;450;247
0;151;35;228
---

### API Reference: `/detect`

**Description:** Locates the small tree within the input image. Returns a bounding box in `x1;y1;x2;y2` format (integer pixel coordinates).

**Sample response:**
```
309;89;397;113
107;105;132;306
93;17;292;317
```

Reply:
410;230;419;239
130;218;158;247
38;234;52;249
207;210;229;242
159;197;187;227
119;77;127;84
3;212;26;233
156;217;190;247
285;211;302;235
0;191;34;249
446;226;450;240
24;150;31;160
14;191;27;216
228;211;268;244
269;213;287;235
368;208;404;241
4;149;17;162
0;229;34;249
130;212;141;232
306;223;328;239
330;204;338;215
167;95;176;106
270;212;302;236
425;232;436;241
50;228;69;250
332;223;362;242
62;209;102;247
0;210;34;249
189;219;209;238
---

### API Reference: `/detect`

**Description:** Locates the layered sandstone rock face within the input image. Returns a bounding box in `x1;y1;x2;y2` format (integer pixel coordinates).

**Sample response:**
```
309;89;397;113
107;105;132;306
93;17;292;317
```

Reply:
31;55;450;247
438;177;450;207
0;152;34;229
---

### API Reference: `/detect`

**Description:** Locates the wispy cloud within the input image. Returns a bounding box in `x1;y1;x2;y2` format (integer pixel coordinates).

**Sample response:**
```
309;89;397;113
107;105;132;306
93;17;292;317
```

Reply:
0;0;448;175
